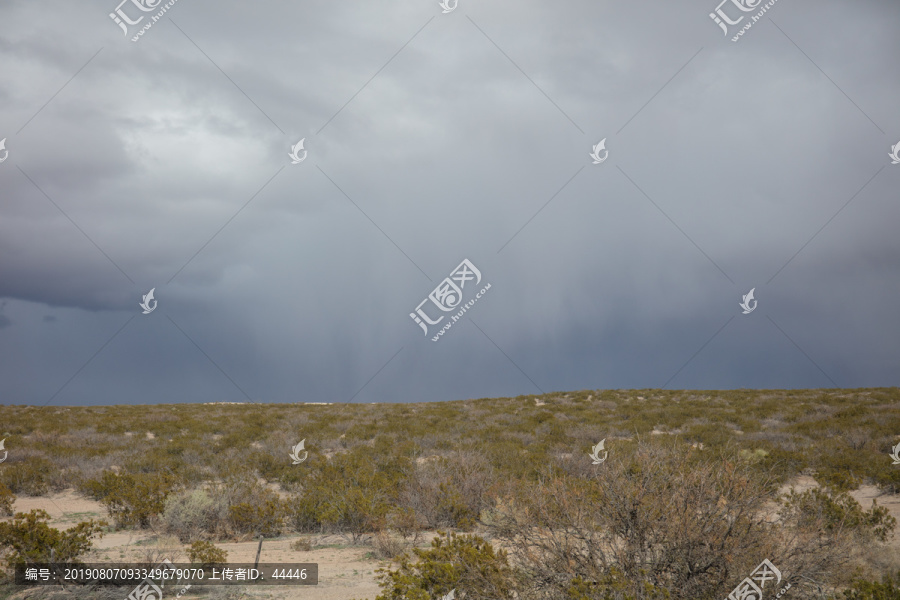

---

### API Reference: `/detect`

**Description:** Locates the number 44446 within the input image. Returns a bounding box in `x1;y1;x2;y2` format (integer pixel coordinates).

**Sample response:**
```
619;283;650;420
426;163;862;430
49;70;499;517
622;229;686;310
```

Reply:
272;568;307;580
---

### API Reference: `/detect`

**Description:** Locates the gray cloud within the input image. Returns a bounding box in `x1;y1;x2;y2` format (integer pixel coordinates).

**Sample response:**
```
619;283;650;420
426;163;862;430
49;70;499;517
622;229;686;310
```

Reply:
0;0;898;405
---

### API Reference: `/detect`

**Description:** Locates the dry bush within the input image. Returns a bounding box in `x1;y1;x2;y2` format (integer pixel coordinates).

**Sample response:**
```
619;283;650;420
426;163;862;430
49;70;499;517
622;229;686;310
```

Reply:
0;584;132;600
163;479;285;541
486;440;895;600
290;537;313;551
388;506;424;543
401;450;494;531
162;488;224;542
132;535;183;571
206;585;247;600
372;530;407;560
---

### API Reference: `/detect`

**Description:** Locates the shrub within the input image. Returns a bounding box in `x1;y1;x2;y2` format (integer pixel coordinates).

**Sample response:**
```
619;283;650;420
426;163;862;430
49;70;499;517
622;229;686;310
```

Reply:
0;509;105;567
290;448;407;540
227;492;284;538
387;507;423;543
401;452;493;531
812;438;876;493
287;494;321;534
0;457;56;496
487;440;894;600
840;570;900;600
372;531;406;560
83;470;178;528
752;444;806;488
781;487;896;543
435;481;476;531
162;488;221;542
872;462;900;495
290;537;312;552
186;541;227;567
0;481;14;516
374;531;521;600
566;567;671;600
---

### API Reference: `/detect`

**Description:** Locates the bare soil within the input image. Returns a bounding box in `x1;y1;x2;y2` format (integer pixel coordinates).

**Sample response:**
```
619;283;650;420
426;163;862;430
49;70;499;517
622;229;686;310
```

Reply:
8;482;900;599
10;492;390;600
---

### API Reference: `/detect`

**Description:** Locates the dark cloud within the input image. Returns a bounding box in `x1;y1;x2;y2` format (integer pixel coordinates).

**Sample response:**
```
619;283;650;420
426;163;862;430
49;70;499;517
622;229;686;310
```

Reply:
0;0;897;405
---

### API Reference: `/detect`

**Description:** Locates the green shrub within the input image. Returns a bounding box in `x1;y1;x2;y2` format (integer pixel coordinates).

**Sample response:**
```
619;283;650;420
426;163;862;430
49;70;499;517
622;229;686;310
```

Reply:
374;531;521;600
0;509;105;567
781;487;896;543
840;570;900;600
435;481;476;531
291;448;407;540
0;457;56;496
248;449;296;485
684;422;735;447
871;459;900;495
186;540;227;567
0;481;14;516
227;493;284;538
287;494;321;534
752;444;806;488
83;470;178;528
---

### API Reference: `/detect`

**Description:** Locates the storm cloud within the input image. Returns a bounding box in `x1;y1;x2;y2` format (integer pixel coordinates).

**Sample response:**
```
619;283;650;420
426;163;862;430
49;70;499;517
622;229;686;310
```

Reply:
0;0;898;405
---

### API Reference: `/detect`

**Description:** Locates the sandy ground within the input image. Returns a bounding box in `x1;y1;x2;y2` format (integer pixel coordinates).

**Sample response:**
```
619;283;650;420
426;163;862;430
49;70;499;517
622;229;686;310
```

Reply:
9;491;389;600
774;475;900;559
7;482;900;599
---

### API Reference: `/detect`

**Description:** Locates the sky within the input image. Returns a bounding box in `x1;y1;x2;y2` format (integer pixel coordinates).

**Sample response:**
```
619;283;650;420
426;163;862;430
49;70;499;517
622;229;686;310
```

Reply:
0;0;898;406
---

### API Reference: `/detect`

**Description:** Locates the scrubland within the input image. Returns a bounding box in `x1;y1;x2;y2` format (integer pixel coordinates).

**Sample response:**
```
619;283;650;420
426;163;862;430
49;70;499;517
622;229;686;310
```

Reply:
2;388;900;599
